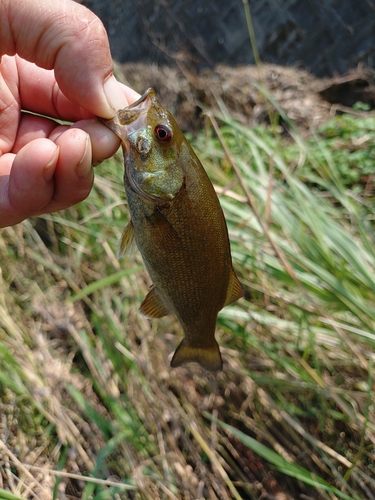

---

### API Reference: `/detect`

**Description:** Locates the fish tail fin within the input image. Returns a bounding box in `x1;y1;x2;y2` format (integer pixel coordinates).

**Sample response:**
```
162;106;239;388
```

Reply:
171;339;223;372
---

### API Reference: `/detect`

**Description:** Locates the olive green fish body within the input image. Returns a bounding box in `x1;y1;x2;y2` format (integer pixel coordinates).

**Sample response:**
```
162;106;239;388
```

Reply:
100;88;242;371
127;147;233;345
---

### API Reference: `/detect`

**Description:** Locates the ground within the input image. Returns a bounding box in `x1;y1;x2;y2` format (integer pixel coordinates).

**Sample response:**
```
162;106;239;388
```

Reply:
1;62;375;499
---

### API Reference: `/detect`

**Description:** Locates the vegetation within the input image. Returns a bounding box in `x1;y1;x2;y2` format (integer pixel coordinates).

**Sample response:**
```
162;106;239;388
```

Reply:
1;104;375;499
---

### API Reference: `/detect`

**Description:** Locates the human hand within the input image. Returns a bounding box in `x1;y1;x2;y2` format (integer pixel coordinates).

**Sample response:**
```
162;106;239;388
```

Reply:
0;0;140;228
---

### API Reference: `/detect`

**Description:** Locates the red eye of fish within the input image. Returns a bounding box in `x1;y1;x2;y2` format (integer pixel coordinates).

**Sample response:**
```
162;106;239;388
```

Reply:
154;125;173;143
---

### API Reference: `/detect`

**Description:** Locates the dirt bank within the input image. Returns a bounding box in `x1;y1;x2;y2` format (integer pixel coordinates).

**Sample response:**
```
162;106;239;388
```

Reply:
115;62;375;134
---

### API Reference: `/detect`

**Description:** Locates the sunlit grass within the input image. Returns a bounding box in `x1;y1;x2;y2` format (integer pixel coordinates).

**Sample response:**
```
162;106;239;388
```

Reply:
1;107;375;499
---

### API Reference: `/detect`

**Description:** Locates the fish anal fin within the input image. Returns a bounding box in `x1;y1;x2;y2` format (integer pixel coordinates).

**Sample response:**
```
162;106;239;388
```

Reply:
171;339;223;372
117;220;137;259
223;269;243;307
139;287;170;318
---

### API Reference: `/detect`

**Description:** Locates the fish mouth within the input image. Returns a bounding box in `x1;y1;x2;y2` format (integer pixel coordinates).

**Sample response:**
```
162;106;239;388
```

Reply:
97;87;156;136
115;88;156;127
126;88;156;111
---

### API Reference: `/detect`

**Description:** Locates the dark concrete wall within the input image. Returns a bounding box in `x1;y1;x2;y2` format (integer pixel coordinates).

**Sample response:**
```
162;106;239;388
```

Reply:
82;0;375;77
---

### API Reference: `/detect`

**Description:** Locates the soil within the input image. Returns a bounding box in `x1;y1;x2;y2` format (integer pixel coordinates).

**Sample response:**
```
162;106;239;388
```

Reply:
115;62;375;134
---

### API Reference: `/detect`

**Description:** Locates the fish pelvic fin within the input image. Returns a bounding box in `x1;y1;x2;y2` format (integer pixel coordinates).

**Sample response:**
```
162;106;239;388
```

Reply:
117;220;138;259
171;339;223;372
223;269;243;307
139;287;170;318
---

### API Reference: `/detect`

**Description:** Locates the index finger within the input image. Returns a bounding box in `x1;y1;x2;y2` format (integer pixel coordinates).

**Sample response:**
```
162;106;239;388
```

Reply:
16;58;93;122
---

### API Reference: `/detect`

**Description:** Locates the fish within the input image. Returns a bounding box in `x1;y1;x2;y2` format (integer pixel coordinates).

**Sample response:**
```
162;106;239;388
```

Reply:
99;88;243;371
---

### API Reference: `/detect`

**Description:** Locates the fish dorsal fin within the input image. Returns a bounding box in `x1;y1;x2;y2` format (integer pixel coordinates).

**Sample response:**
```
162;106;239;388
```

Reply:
139;287;170;318
117;220;138;259
171;339;223;372
223;269;243;307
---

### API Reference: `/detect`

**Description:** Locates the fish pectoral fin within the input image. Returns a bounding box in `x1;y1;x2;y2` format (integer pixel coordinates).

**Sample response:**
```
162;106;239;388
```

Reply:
139;287;170;318
147;207;180;245
117;220;138;259
223;269;243;307
171;339;223;372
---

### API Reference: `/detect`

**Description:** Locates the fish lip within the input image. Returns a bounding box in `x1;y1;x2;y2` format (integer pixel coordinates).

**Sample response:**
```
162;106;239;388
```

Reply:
97;87;156;132
115;88;155;127
126;87;156;110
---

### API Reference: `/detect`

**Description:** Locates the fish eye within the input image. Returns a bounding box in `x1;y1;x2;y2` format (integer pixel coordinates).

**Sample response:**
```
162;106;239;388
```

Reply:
154;125;173;143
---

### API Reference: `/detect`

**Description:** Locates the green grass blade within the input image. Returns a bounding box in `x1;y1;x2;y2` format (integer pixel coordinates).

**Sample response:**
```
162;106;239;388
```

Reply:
0;490;24;500
67;266;143;302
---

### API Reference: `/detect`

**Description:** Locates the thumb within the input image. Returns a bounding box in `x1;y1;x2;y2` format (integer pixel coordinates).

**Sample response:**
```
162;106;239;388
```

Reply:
1;0;128;117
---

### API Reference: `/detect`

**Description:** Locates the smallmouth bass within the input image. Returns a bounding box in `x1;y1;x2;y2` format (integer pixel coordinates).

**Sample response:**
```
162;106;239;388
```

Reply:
99;88;242;371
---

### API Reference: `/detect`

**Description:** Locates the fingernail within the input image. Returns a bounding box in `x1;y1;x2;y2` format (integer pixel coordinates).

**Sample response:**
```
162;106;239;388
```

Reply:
43;145;59;182
103;75;129;113
76;135;92;178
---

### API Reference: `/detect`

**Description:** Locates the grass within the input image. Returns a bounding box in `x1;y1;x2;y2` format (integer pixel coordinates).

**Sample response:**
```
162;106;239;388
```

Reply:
1;101;375;499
